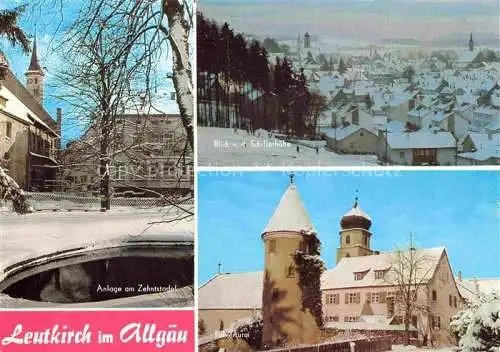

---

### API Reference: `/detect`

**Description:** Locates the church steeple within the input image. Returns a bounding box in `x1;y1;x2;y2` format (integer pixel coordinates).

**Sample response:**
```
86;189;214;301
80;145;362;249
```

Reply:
25;37;45;105
336;192;374;264
468;32;474;52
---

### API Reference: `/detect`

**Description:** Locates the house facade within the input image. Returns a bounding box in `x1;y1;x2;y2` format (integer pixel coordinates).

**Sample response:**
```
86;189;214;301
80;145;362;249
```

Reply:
63;109;192;196
380;131;457;165
0;42;61;191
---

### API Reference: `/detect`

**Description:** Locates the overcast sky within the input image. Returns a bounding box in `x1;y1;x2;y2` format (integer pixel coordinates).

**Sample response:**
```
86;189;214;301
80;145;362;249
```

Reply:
198;170;499;284
200;0;499;44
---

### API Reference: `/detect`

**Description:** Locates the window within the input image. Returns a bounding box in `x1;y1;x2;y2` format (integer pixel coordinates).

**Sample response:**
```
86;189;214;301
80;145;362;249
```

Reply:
0;96;7;108
360;131;364;136
170;92;176;101
346;235;350;244
432;290;437;301
399;151;405;158
371;292;380;303
6;121;12;138
326;293;339;305
286;265;295;278
326;294;334;304
269;239;276;253
326;315;339;322
219;320;224;331
350;142;356;149
449;294;452;306
374;270;385;280
344;316;358;322
363;236;368;246
454;296;457;308
346;292;360;304
434;316;441;330
354;272;366;281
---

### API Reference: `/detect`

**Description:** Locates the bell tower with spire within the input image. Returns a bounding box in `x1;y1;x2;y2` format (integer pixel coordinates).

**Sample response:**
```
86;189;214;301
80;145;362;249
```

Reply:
336;192;374;264
468;32;474;52
261;174;320;348
25;37;45;105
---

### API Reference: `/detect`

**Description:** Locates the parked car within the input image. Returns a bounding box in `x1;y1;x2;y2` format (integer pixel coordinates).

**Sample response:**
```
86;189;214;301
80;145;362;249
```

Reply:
0;214;194;308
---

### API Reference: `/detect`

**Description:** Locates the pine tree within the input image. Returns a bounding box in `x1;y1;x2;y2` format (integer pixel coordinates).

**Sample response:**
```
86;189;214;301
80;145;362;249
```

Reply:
338;57;347;74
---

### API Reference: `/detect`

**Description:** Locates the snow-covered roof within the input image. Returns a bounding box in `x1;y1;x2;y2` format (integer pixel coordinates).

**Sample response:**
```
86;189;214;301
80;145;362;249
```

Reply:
0;72;58;136
387;132;456;149
263;183;316;235
455;278;500;302
377;120;406;133
321;247;445;290
198;248;447;310
321;126;378;142
342;203;371;222
0;211;194;283
457;50;481;64
461;132;500;161
199;271;264;310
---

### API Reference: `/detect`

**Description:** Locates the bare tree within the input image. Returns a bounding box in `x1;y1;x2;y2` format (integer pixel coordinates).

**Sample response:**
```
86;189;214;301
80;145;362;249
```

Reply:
386;241;435;345
53;2;162;210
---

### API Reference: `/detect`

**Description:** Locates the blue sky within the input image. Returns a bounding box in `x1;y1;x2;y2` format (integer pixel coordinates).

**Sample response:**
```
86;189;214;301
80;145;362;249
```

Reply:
198;170;499;284
1;0;179;146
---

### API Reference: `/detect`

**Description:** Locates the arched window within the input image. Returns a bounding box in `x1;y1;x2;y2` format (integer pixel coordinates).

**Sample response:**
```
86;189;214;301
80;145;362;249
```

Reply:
346;235;351;244
364;236;368;246
219;319;224;331
345;253;351;258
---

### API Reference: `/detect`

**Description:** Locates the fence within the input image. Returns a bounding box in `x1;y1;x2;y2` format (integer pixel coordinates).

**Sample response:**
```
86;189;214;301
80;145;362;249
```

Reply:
20;192;194;211
265;336;392;352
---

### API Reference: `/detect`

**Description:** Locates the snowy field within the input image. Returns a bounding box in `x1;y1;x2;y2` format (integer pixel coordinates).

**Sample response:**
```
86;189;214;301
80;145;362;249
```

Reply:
198;127;379;166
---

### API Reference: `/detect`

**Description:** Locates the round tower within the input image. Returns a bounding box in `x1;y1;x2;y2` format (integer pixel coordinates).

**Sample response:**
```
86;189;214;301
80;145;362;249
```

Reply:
25;37;45;105
261;175;320;348
336;195;374;264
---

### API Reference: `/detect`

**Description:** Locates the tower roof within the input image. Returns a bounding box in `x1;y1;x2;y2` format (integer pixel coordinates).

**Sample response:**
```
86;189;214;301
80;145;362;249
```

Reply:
340;197;372;230
263;178;316;235
27;37;41;71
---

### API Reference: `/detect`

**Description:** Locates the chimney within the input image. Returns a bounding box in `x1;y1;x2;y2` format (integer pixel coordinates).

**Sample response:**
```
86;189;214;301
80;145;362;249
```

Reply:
458;271;462;282
473;277;479;295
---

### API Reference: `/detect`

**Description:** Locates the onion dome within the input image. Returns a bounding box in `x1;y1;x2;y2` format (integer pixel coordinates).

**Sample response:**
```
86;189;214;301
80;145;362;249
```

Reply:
340;197;372;230
263;174;316;236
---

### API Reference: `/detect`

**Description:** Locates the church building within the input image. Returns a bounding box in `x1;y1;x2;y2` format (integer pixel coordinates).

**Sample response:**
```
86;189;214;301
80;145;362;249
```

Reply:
0;39;61;191
199;177;465;349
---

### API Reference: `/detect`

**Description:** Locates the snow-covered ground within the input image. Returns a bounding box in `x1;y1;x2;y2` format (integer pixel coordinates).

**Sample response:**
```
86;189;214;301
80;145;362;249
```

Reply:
198;127;379;166
391;345;456;352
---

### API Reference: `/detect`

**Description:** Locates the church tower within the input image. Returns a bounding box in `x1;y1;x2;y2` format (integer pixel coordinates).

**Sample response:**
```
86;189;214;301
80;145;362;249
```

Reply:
25;37;44;105
304;32;311;49
261;175;320;348
336;195;374;264
468;32;474;52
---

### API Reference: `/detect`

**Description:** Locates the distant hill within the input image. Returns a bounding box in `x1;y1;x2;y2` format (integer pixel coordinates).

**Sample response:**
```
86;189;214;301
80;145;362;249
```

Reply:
380;38;421;46
431;32;499;47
